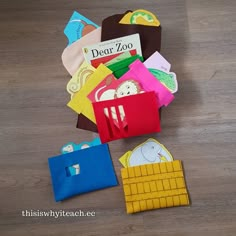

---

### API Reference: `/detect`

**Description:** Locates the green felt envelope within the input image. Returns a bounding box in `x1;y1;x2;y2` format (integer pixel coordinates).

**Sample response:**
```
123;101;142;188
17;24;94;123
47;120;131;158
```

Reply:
107;54;144;78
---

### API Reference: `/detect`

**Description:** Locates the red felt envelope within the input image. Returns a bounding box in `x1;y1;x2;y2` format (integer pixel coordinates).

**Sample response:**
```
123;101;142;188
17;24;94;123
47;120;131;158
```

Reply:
92;91;161;143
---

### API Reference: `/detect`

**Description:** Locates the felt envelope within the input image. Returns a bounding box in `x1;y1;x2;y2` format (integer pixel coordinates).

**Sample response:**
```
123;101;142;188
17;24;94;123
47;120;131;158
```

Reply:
101;11;161;60
92;91;161;143
48;144;118;202
119;59;174;107
68;64;114;123
121;160;190;214
62;27;101;76
107;54;144;78
105;51;132;66
76;114;98;132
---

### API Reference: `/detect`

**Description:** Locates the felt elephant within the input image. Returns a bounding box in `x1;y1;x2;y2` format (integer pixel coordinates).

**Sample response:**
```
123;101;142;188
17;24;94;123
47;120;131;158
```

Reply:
119;138;173;167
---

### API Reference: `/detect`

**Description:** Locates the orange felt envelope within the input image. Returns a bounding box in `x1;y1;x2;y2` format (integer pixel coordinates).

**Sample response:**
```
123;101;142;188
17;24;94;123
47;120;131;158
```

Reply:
67;64;114;123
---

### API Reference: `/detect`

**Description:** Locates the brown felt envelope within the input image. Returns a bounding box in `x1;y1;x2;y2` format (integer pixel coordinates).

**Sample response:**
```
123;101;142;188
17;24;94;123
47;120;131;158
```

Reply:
101;11;162;60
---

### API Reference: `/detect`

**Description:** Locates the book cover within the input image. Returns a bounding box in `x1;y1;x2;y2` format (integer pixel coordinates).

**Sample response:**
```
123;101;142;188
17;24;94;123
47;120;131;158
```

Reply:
82;33;142;67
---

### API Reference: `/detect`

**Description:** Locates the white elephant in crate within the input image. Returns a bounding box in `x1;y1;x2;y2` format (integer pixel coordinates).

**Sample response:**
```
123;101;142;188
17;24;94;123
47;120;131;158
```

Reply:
119;138;173;167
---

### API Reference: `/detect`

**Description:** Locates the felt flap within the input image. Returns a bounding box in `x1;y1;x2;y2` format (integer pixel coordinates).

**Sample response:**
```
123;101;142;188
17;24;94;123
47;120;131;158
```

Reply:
76;114;98;132
101;11;161;59
107;54;144;78
92;92;161;143
48;144;118;202
119;151;132;167
62;27;101;76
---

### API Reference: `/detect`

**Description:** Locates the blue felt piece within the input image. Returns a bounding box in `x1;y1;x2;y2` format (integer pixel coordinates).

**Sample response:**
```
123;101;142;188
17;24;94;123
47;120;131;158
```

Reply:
64;11;99;46
48;144;118;202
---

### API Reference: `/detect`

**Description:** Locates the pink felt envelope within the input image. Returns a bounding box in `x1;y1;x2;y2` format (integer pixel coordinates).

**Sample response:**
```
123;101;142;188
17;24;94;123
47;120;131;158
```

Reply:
119;60;174;107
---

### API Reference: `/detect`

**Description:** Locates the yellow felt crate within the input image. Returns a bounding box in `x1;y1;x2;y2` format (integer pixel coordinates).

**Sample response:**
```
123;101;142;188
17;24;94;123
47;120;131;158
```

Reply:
121;160;190;214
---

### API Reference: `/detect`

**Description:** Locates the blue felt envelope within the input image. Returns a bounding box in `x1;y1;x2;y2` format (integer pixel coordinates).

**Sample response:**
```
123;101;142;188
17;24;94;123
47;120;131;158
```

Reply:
48;144;118;202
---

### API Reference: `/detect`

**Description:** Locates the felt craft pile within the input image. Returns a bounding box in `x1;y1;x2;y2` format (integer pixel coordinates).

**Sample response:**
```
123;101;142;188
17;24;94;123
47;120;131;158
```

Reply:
48;10;190;214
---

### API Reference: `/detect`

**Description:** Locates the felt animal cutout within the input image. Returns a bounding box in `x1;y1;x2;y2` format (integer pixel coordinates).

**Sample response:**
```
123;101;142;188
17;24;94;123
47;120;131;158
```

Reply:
119;9;160;27
93;79;143;102
148;68;178;93
114;80;142;98
66;61;95;99
130;9;160;26
64;11;99;46
94;75;116;102
67;64;112;123
73;20;97;37
119;138;173;167
61;137;101;154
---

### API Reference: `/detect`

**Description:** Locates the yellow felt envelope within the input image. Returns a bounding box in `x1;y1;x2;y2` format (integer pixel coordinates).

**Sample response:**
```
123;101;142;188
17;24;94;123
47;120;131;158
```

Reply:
67;64;112;123
119;9;160;27
121;161;190;214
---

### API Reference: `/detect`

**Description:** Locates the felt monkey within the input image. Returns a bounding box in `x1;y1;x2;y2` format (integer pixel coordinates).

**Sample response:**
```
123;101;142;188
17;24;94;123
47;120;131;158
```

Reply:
114;80;142;98
95;79;142;102
94;75;116;101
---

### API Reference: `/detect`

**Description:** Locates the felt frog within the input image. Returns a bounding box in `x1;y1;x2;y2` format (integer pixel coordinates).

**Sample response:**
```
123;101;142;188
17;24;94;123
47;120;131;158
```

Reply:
148;68;178;93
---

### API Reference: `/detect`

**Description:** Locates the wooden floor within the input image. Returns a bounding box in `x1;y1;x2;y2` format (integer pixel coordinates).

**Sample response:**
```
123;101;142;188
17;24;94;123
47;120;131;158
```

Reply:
0;0;236;235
